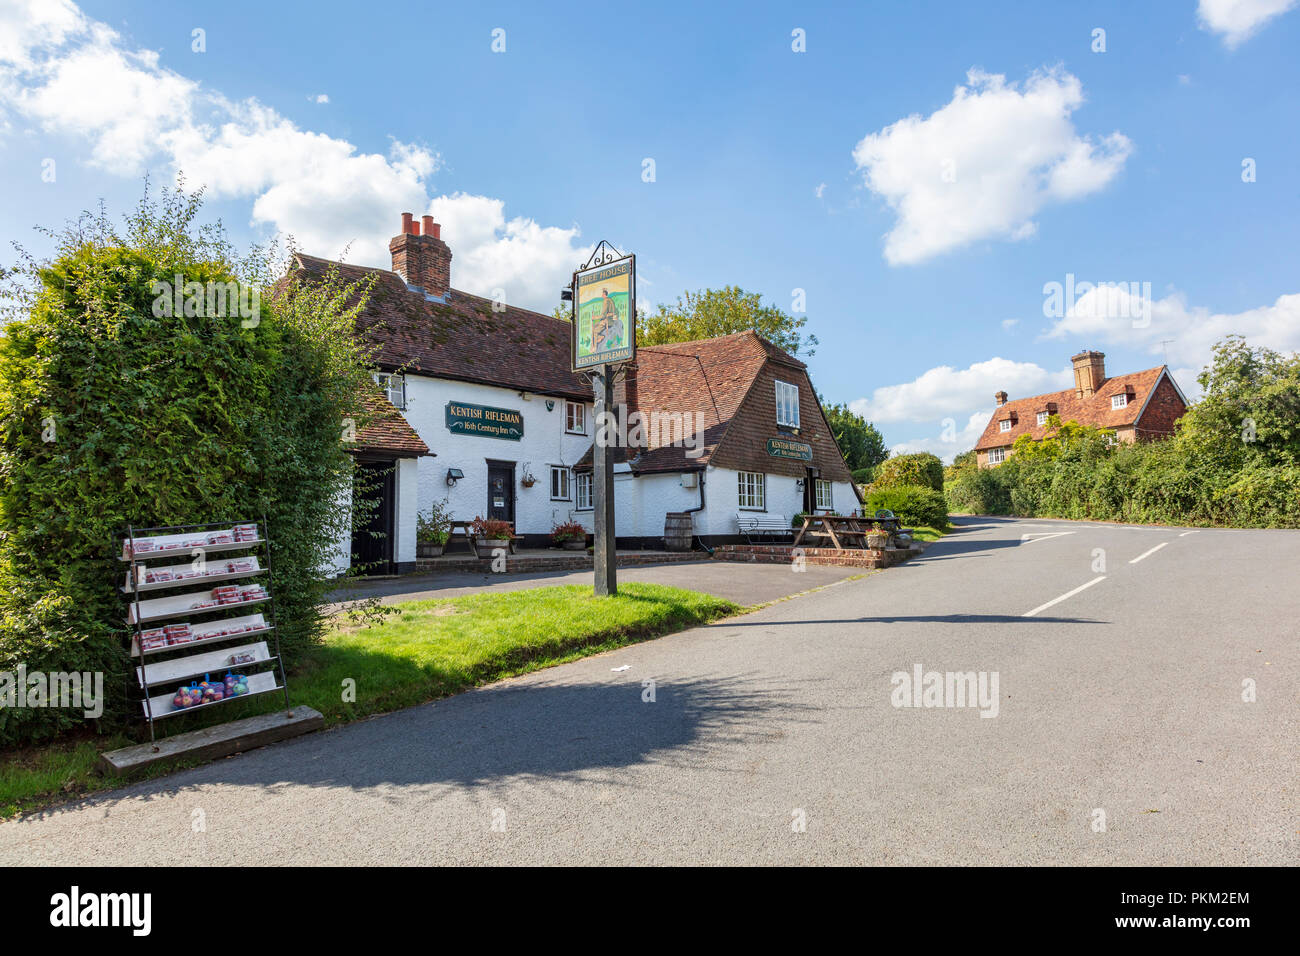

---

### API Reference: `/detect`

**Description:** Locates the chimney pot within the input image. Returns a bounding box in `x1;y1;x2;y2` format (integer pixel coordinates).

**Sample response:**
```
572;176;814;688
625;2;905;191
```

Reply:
390;210;452;298
400;212;413;235
995;391;1008;407
421;215;435;238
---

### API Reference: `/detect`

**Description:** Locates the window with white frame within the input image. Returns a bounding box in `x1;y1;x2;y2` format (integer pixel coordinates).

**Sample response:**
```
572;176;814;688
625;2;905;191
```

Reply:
775;380;800;429
988;447;1007;464
1036;411;1049;426
999;419;1012;432
374;372;406;410
550;466;571;500
1111;393;1128;409
565;400;586;434
738;471;765;510
815;479;833;510
574;472;593;510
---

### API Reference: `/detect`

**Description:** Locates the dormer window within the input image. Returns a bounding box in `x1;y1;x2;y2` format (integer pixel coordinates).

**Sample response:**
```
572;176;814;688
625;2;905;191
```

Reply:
373;372;406;410
1111;393;1127;409
1036;411;1049;426
775;380;800;429
999;419;1012;433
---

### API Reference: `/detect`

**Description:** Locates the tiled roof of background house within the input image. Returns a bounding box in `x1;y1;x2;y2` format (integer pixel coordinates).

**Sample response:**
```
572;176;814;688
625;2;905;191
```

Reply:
352;388;430;457
974;365;1170;450
291;253;589;401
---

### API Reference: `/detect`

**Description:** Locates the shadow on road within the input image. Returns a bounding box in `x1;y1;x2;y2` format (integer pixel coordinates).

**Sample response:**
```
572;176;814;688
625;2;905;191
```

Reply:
62;675;812;807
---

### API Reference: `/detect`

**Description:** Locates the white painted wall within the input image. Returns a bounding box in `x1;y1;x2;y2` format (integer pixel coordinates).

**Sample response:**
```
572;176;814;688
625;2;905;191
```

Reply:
401;374;594;536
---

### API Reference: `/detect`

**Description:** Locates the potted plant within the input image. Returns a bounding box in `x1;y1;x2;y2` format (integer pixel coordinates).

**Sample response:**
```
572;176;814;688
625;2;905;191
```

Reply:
471;515;516;554
866;524;892;550
416;498;453;557
550;520;588;551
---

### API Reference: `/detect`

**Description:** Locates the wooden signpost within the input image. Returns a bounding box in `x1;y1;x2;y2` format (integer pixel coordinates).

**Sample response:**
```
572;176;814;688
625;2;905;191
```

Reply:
570;242;636;597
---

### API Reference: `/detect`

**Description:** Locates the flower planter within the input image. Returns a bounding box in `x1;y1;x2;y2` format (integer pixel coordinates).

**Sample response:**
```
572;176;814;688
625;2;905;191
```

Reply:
562;540;586;551
417;542;445;558
866;534;891;550
476;536;514;554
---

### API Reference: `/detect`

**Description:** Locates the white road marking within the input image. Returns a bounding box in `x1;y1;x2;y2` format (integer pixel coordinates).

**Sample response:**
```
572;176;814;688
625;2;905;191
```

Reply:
1019;532;1076;544
1023;576;1107;617
1179;530;1199;537
1129;542;1170;564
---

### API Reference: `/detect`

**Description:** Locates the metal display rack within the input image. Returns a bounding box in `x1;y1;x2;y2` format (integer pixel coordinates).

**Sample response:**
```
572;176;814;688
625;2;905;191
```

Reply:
118;517;292;745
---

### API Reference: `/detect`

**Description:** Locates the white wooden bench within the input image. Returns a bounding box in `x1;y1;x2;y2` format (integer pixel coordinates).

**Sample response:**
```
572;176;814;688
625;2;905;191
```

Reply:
736;513;791;544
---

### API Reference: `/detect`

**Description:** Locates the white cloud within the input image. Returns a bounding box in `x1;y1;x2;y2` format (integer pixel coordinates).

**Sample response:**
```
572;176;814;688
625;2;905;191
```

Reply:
1043;285;1300;371
1197;0;1297;48
311;93;329;104
1001;318;1019;331
814;182;827;199
889;412;993;464
0;0;587;311
852;67;1132;265
849;356;1072;424
429;193;585;310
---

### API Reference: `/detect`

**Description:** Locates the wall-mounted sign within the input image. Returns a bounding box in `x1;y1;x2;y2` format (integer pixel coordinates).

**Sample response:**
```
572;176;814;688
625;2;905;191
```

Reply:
573;254;635;370
445;401;524;441
767;437;813;461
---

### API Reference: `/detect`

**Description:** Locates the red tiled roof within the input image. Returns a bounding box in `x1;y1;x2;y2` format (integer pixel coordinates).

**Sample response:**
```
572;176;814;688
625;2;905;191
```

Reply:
974;365;1174;450
352;388;430;457
575;330;853;486
290;253;589;401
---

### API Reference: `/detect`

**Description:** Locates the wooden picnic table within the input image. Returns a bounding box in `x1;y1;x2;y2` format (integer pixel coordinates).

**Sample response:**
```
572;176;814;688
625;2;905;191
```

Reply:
791;513;902;550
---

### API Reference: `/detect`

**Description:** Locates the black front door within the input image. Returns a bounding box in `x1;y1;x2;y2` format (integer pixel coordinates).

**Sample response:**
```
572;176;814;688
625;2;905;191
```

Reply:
352;459;395;575
487;461;515;524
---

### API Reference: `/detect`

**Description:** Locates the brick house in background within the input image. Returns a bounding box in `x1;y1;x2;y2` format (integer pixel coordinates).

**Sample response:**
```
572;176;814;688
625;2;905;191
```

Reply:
973;350;1189;468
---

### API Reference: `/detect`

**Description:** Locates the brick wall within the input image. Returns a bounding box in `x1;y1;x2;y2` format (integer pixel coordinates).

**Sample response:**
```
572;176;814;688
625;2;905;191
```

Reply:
1133;373;1187;439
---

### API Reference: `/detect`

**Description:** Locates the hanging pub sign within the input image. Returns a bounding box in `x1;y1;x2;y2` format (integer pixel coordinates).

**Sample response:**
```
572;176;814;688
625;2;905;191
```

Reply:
767;437;813;461
572;252;635;370
445;401;524;440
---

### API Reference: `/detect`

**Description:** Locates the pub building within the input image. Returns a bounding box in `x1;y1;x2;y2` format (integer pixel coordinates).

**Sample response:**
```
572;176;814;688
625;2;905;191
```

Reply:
292;213;861;574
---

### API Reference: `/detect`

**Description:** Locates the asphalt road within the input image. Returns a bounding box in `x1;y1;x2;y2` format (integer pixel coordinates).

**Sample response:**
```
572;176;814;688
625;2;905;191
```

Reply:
4;516;1297;865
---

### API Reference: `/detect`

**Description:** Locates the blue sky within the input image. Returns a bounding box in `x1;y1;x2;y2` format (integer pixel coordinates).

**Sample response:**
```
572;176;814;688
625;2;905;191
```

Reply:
2;0;1297;459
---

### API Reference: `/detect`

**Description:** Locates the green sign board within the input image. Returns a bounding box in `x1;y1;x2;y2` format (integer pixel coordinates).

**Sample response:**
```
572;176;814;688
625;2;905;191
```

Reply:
445;401;524;441
767;437;813;461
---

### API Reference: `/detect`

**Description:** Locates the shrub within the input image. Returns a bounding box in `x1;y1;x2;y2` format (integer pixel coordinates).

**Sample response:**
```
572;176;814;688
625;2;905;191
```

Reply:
851;466;876;485
550;520;587;545
417;498;453;545
872;453;944;493
945;467;1012;515
471;516;514;540
0;184;378;746
864;485;950;528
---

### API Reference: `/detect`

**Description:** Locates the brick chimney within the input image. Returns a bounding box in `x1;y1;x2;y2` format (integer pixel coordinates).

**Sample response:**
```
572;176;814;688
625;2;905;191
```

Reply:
994;391;1008;407
389;212;451;298
1071;350;1107;399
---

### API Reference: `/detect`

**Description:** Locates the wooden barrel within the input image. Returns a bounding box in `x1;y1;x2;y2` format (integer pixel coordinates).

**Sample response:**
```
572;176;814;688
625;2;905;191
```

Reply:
663;512;693;551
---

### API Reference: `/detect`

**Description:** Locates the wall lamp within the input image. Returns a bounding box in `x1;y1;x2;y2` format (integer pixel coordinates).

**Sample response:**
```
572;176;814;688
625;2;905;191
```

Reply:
445;468;464;487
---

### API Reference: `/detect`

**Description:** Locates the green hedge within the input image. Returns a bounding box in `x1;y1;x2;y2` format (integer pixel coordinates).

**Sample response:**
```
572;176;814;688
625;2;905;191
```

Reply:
872;453;944;493
0;188;378;746
864;485;950;528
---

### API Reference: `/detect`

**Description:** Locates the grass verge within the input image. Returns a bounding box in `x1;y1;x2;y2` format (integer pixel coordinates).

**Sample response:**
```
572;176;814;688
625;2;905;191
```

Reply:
0;583;738;818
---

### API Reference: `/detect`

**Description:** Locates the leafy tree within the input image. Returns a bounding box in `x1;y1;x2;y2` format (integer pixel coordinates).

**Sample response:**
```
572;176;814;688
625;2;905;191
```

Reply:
872;452;945;492
640;286;818;356
0;181;379;744
821;400;887;472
